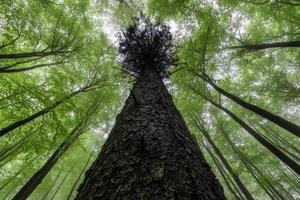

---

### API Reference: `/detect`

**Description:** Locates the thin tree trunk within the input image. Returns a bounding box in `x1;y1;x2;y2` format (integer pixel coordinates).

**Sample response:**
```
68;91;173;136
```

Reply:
192;89;300;175
200;141;245;200
228;41;300;50
0;127;37;162
0;81;100;137
259;123;300;155
48;169;72;200
250;123;300;163
220;127;290;200
12;123;83;200
66;142;98;200
0;155;40;190
195;73;300;138
196;121;254;200
261;159;295;200
0;50;73;59
41;170;63;200
0;61;64;73
75;66;225;199
223;134;278;200
11;99;101;200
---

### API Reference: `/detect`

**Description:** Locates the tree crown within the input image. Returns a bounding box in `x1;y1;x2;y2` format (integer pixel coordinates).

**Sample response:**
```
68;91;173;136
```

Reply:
118;18;176;77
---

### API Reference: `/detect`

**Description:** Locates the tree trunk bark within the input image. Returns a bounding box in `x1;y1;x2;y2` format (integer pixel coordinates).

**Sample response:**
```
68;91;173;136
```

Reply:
76;66;225;200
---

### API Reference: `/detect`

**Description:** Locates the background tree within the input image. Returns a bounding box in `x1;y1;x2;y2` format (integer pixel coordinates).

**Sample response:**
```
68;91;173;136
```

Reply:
0;0;299;199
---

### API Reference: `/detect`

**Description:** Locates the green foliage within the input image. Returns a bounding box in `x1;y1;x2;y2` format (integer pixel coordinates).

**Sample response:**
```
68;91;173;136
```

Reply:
0;0;299;199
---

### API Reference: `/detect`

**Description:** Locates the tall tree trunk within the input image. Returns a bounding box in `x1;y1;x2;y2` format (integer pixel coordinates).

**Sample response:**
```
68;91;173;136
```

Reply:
0;155;40;190
48;169;72;200
200;140;245;200
11;99;100;199
66;141;99;200
249;122;300;163
75;66;225;199
0;61;64;73
196;121;254;200
228;41;300;50
192;89;300;175
257;122;300;155
220;126;292;200
12;123;83;200
40;170;63;200
195;73;300;138
0;50;73;59
0;81;101;137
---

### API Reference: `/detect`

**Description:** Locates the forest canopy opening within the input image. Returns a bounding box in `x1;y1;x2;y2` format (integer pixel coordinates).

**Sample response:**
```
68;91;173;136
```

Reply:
0;0;299;200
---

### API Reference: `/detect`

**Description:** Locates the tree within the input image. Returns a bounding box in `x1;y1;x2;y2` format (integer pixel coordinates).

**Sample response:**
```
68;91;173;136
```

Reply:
191;71;300;138
195;118;254;200
0;77;107;137
191;88;300;175
227;40;300;50
12;99;101;200
1;0;299;198
75;20;225;199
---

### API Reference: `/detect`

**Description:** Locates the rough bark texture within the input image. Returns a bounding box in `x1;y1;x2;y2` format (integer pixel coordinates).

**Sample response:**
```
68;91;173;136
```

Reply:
76;66;225;200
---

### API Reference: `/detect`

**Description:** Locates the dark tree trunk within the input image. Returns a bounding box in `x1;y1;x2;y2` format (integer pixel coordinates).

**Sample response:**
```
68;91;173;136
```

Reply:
198;74;300;138
0;83;97;137
0;62;64;73
196;122;254;200
200;141;245;200
66;141;99;200
0;50;73;59
221;130;288;200
0;91;77;137
12;124;82;200
192;90;300;176
76;67;225;200
0;156;39;190
228;41;300;50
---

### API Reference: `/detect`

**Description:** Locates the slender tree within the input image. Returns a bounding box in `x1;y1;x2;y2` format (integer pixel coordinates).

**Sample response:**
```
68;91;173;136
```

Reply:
48;169;73;200
195;119;254;200
0;61;66;73
0;155;40;190
12;100;100;200
219;123;292;200
227;41;300;50
0;78;105;137
66;140;100;200
199;140;246;200
75;19;225;199
191;71;300;138
191;88;300;175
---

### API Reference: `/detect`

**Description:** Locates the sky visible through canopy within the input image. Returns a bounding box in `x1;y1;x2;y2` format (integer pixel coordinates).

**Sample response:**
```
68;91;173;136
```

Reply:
0;0;299;199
